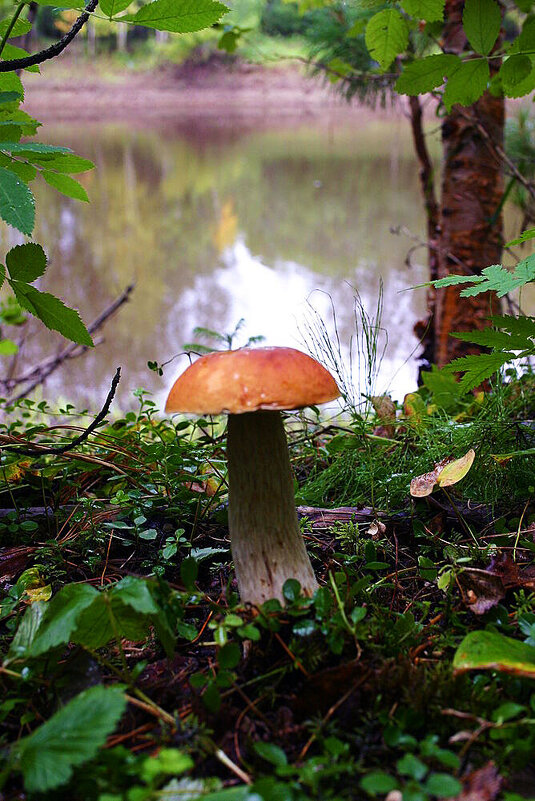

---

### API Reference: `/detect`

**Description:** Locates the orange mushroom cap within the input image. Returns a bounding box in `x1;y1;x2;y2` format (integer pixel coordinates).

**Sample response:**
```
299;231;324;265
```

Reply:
165;346;340;416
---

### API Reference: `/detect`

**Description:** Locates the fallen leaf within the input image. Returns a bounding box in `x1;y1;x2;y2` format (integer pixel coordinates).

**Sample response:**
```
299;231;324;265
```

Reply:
410;450;475;497
437;449;475;487
453;630;535;678
446;761;502;801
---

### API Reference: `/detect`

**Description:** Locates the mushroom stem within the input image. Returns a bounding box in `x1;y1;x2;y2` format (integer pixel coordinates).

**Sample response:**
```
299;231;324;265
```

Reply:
227;410;319;605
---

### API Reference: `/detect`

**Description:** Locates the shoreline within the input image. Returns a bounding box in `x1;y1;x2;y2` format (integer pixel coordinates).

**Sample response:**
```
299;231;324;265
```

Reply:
22;56;402;128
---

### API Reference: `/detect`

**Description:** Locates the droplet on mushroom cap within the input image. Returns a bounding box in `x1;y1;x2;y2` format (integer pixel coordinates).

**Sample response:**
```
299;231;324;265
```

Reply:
165;346;341;415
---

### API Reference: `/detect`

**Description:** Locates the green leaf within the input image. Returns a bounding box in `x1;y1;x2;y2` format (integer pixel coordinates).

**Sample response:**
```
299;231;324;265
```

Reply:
16;686;126;792
360;771;399;795
127;0;228;33
1;142;70;155
422;365;466;410
0;166;34;234
365;9;409;71
453;630;535;678
444;351;514;391
489;314;535;338
432;273;484;288
462;0;501;55
500;55;532;95
400;0;444;22
254;742;288;767
0;154;36;182
443;58;489;110
396;54;459;95
6;243;47;283
42;170;89;202
28;584;98;657
32;0;84;7
0;338;17;354
1;43;40;72
0;91;23;104
507;227;535;247
458;263;526;297
452;328;531;350
0;123;22;142
99;0;132;16
396;753;427;781
31;153;94;173
218;642;241;669
0;72;24;102
111;576;159;615
5;602;45;663
0;18;32;38
424;774;463;797
9;284;94;347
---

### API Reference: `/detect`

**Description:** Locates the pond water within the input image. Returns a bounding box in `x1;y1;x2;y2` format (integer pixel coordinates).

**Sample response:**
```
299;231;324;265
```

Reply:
4;115;437;412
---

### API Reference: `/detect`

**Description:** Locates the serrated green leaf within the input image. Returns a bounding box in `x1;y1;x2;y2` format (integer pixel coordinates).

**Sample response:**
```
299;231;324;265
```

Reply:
506;227;535;247
444;351;514;391
9;284;93;347
99;0;132;15
1;43;40;72
365;9;409;71
0;73;23;102
0;154;36;183
28;584;98;657
127;0;228;33
16;686;126;791
443;58;489;110
433;273;484;289
500;55;532;95
452;328;531;350
0;123;22;142
489;314;535;338
462;0;501;55
1;142;70;155
459;264;520;297
396;54;459;95
0;91;22;104
0;166;34;234
42;170;89;202
6;243;47;283
0;18;32;38
31;152;94;173
73;594;152;649
401;0;444;22
454;630;535;677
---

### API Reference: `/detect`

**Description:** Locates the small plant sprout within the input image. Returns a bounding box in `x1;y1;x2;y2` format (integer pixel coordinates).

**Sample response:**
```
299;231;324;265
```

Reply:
165;346;340;605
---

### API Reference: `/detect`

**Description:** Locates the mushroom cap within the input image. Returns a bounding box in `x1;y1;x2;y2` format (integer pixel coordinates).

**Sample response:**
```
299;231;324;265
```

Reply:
165;346;341;415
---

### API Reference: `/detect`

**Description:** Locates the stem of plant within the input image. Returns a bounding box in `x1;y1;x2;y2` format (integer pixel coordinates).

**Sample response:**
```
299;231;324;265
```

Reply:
0;2;25;59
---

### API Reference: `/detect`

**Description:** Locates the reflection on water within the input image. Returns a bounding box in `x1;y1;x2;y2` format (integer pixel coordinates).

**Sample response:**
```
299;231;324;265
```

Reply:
2;118;433;411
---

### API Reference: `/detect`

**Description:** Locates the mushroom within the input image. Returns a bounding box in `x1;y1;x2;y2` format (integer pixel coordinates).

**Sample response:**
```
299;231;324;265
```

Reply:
165;346;340;605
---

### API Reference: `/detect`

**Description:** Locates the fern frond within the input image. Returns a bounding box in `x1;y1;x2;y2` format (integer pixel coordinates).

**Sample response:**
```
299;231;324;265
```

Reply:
443;352;515;392
452;329;533;350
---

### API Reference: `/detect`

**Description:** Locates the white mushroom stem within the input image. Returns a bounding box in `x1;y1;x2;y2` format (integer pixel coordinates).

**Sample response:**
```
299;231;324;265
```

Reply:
227;410;319;605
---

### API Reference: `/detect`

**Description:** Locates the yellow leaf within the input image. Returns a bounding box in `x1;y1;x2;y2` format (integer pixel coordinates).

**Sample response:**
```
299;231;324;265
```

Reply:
436;448;475;487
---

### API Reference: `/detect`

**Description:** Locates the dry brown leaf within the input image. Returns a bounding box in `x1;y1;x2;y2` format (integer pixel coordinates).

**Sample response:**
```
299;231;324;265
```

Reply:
446;762;502;801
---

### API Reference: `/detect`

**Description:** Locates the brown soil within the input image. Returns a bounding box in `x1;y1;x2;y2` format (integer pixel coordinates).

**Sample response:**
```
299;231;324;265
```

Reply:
22;53;400;129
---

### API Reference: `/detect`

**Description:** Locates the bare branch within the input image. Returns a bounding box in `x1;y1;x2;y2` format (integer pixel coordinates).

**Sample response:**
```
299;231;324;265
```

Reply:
0;0;98;73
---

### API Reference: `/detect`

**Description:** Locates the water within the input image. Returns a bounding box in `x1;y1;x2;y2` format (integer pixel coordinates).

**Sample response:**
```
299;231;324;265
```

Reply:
3;116;433;412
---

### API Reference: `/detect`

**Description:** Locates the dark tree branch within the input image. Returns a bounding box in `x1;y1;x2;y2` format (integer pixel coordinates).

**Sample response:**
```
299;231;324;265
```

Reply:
0;0;98;73
1;367;121;456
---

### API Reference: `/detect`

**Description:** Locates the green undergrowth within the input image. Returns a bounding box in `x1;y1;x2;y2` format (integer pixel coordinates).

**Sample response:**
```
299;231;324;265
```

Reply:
0;374;534;800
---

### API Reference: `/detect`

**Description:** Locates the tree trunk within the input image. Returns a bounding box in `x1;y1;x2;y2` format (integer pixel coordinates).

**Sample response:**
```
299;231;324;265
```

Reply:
433;0;504;367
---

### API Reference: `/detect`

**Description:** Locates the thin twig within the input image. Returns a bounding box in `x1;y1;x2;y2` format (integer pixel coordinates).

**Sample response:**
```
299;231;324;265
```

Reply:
0;0;99;72
0;368;121;456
